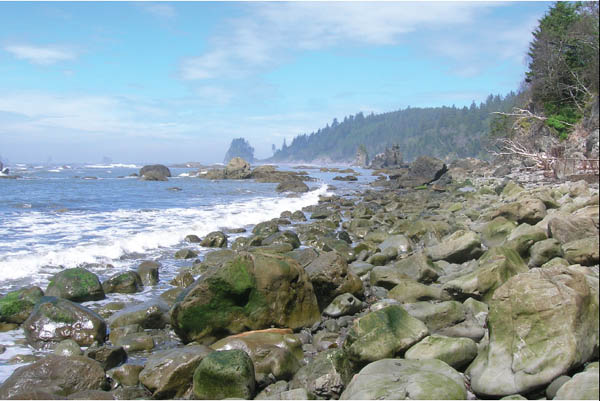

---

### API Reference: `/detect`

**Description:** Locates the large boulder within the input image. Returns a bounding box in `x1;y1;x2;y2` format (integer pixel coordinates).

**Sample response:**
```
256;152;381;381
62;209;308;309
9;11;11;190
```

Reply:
503;223;547;256
170;252;320;344
200;231;228;248
493;197;547;224
547;213;598;244
23;296;107;348
139;344;213;399
402;301;466;332
305;251;363;311
0;286;44;324
276;179;309;193
563;236;600;266
45;268;105;302
137;260;160;286
192;349;256;400
443;247;528;302
467;265;599;397
426;230;483;264
211;328;303;385
392;252;442;284
388;279;449;304
344;305;429;364
139;164;171;181
401;156;447;187
102;271;143;294
0;355;107;399
340;358;467;400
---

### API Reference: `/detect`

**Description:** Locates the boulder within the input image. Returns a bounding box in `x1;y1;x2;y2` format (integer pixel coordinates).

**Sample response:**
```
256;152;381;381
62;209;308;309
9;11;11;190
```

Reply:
107;364;143;387
102;271;143;294
481;217;518;247
370;145;403;169
84;345;127;371
393;252;442;284
404;335;477;370
112;332;154;353
139;165;171;180
377;234;412;254
0;286;44;324
53;339;82;357
503;223;547;256
370;265;411;290
344;305;429;364
401;156;447;187
262;231;301;249
467;265;599;397
108;300;170;329
225;157;252;179
305;251;363;311
388;279;449;304
529;238;563;267
139;344;213;399
45;268;105;302
340;358;467;400
170;270;195;288
192;349;255;400
0;355;107;399
563;236;600;266
289;349;353;399
547;213;598;244
170;252;320;344
211;328;303;385
443;247;528;302
403;301;466;332
554;362;599;400
199;231;228;248
323;293;365;318
493;197;547;224
137;261;160;286
426;230;483;264
174;248;198;259
23;296;107;348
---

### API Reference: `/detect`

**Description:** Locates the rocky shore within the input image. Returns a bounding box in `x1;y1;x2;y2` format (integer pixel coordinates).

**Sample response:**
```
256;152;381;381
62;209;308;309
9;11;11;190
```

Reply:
0;157;598;400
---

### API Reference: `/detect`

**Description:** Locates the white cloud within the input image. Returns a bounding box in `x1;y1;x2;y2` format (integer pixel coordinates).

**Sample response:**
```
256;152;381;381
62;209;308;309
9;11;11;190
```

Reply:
180;2;494;80
140;3;176;19
4;44;76;65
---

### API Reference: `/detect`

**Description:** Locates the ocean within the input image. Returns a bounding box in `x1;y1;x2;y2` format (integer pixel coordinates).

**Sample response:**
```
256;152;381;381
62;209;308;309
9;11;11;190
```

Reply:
0;162;373;381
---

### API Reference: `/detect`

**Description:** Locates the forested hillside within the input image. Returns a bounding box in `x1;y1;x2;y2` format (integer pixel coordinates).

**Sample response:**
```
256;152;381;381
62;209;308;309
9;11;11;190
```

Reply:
269;93;521;163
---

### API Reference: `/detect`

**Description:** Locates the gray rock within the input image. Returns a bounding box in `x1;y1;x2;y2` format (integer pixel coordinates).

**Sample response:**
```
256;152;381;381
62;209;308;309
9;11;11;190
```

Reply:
137;261;160;286
323;293;364;318
192;349;256;400
402;301;466;332
404;335;477;369
139;165;171;180
85;345;127;371
108;300;170;330
102;271;143;294
289;349;353;399
554;362;599;400
426;230;483;264
53;339;82;357
529;238;563;267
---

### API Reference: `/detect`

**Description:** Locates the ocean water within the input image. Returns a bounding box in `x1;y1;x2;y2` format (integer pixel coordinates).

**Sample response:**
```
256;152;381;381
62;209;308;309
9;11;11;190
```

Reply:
0;162;373;381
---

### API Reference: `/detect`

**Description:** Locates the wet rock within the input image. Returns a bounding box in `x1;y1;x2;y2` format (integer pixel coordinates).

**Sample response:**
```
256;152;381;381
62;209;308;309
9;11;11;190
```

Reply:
171;252;320;344
45;268;105;302
24;296;107;348
348;261;374;277
344;305;428;364
276;179;309;193
403;301;466;332
137;261;159;286
139;165;171;181
0;355;107;399
493;197;547;224
111;386;152;400
108;300;170;330
139;344;213;398
0;286;44;324
377;234;412;254
174;248;198;259
84;345;127;371
467;265;599;397
393;252;442;284
388;279;450;303
169;270;195;288
340;358;466;400
404;335;477;370
262;231;301;249
113;332;154;353
285;248;320;268
66;389;113;399
211;328;302;385
102;271;143;294
200;231;228;248
107;364;143;387
224;157;252;179
304;251;364;311
185;234;202;243
192;349;255;400
53;339;82;357
159;287;184;306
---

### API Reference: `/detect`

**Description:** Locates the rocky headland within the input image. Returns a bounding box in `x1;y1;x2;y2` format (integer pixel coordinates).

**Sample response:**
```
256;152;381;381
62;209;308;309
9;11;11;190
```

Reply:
0;155;598;400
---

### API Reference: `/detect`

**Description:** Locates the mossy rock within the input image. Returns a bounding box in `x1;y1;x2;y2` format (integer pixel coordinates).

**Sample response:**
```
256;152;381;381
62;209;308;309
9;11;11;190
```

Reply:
192;349;255;400
174;248;198;259
405;335;477;369
46;268;105;302
102;271;143;294
481;217;517;248
426;230;483;264
0;286;43;324
170;252;320;344
200;231;228;248
563;236;600;266
503;223;547;256
403;301;466;332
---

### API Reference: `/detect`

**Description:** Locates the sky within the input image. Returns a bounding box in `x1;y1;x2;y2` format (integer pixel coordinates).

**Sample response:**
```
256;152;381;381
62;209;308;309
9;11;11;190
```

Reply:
0;1;552;164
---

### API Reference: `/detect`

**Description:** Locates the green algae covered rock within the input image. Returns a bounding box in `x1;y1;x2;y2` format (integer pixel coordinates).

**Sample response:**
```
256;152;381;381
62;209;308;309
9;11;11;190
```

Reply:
467;265;599;397
102;271;143;294
403;301;466;332
171;252;320;344
404;335;477;369
344;305;428;364
46;268;105;302
388;279;450;303
340;358;467;400
0;286;44;324
443;247;528;302
193;349;255;400
503;223;547;256
563;236;600;266
481;217;517;248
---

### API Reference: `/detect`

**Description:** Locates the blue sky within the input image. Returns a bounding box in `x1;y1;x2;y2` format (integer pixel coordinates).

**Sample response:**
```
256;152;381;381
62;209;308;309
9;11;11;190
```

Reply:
0;1;551;164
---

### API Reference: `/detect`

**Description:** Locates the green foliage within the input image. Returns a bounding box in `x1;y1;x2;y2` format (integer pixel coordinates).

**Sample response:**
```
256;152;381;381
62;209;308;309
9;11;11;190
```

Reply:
224;138;255;164
270;93;520;163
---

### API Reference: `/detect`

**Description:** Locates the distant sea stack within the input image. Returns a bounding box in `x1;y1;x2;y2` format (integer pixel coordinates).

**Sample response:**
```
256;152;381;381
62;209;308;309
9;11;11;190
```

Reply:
224;138;255;164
